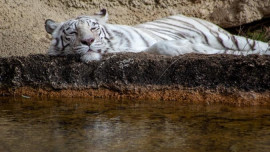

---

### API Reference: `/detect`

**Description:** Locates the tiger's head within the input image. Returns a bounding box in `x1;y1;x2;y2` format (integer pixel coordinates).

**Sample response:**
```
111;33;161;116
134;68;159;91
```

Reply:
45;9;110;61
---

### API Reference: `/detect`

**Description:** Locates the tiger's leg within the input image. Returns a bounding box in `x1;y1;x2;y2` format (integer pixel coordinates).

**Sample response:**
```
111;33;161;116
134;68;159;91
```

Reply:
144;40;228;56
207;35;270;55
228;35;270;55
204;28;270;55
182;17;270;55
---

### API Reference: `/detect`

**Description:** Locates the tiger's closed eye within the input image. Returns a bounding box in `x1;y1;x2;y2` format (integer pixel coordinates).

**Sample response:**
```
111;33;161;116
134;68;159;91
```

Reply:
91;27;98;31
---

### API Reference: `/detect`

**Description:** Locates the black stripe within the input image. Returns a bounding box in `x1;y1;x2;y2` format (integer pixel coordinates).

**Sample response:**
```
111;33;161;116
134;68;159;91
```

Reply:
192;18;233;46
60;36;64;47
142;29;167;40
87;21;91;26
168;17;210;45
150;28;182;39
246;38;256;51
120;27;134;40
251;40;256;50
167;17;194;27
69;31;77;35
64;28;78;36
68;21;76;26
112;30;124;45
102;25;113;39
193;18;231;49
65;36;70;41
104;37;115;51
246;38;253;51
74;23;77;30
60;36;70;52
146;27;185;39
101;28;107;38
120;27;134;39
62;30;71;41
218;28;231;38
216;32;230;50
98;30;102;36
112;30;123;37
117;27;132;48
232;35;240;50
152;20;208;42
133;29;150;47
213;31;230;50
63;29;67;35
102;26;115;50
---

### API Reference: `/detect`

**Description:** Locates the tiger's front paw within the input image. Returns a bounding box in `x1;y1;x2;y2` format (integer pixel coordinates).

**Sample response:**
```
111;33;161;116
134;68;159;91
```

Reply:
80;52;101;63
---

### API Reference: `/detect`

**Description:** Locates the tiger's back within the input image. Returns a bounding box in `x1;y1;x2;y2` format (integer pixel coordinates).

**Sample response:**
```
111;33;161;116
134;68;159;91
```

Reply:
136;14;269;54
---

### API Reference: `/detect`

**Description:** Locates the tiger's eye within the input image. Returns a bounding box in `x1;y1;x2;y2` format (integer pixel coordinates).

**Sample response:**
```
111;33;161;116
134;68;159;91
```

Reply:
91;27;97;31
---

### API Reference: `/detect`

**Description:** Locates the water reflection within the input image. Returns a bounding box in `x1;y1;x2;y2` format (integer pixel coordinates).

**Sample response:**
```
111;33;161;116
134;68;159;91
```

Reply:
0;97;270;152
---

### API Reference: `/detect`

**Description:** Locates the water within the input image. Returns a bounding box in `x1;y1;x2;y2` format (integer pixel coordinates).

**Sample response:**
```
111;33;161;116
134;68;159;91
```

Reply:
0;97;270;152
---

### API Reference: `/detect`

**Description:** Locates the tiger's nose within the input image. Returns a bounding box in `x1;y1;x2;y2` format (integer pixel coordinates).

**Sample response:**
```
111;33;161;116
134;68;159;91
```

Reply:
81;38;95;46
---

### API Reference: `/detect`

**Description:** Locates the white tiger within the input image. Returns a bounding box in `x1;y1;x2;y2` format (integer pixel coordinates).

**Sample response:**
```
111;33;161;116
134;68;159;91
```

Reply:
45;9;270;62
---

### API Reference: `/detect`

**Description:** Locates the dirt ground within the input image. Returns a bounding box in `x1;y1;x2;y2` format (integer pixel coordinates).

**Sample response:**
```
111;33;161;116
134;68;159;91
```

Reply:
1;0;270;57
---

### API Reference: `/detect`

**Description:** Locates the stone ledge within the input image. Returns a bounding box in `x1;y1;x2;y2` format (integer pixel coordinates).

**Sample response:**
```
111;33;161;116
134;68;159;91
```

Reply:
0;53;270;105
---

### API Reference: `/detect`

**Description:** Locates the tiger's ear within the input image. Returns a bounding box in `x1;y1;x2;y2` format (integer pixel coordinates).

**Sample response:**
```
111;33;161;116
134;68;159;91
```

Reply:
45;19;59;34
94;9;108;23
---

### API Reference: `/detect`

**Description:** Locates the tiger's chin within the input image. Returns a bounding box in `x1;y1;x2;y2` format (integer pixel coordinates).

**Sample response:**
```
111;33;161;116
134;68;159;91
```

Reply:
80;52;101;63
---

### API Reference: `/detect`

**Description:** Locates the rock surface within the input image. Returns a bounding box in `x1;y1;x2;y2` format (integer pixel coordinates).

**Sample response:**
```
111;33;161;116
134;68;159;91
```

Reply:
1;0;270;57
1;53;270;105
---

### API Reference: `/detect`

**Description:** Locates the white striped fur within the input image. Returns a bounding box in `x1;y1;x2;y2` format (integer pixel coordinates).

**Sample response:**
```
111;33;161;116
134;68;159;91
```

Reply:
45;9;270;62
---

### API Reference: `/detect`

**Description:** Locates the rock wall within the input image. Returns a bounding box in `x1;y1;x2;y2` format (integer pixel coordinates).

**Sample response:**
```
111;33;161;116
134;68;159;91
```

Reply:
1;0;270;57
1;53;270;105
